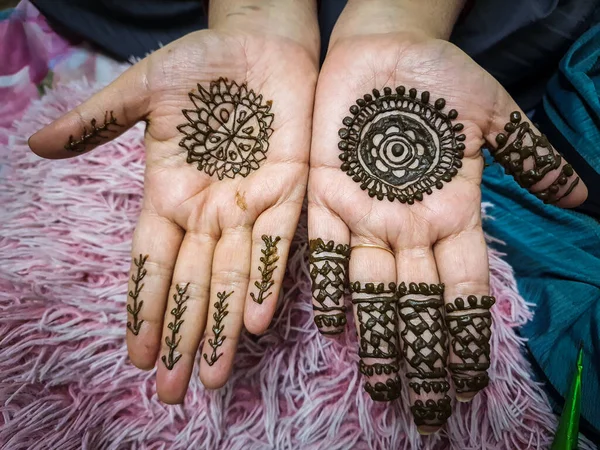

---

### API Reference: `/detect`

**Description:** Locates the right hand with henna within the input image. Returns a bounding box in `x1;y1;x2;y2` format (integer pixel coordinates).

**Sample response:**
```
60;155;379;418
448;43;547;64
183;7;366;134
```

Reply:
307;0;587;434
28;0;319;403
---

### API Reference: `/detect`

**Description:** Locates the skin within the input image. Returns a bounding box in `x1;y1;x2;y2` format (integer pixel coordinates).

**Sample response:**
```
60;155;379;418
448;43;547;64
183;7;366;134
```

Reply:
28;0;320;403
308;0;588;434
27;0;587;431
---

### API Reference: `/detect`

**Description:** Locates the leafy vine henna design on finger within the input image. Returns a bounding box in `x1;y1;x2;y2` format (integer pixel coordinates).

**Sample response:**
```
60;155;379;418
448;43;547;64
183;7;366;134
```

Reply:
398;282;451;427
162;283;190;370
351;282;402;401
177;78;274;180
445;295;495;394
309;239;351;335
64;111;123;152
492;111;580;203
203;290;232;366
127;254;148;336
338;87;464;204
250;235;281;304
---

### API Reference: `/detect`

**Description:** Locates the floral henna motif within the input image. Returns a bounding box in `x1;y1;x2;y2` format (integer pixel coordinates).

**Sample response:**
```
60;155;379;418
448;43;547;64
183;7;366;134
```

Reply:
445;295;495;394
250;235;280;304
162;283;189;370
339;87;464;204
203;290;232;366
493;111;580;203
398;282;451;427
309;239;351;335
127;254;148;336
351;282;401;402
177;78;274;180
64;111;123;152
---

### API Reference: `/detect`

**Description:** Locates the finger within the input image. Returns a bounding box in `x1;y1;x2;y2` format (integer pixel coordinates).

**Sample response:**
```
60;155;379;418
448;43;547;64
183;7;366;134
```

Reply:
488;108;587;207
127;209;184;370
28;60;150;159
307;203;351;336
199;226;251;389
395;246;451;435
349;242;401;402
155;231;216;404
244;202;299;335
433;226;495;403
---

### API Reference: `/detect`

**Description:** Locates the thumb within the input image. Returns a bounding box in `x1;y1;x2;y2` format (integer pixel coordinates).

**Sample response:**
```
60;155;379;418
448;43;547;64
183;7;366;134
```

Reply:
28;59;151;159
486;94;588;208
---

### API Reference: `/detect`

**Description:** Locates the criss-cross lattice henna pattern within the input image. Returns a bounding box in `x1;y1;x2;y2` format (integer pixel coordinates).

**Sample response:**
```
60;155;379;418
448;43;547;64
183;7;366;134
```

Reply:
351;282;401;402
177;78;274;180
162;283;189;370
338;87;464;204
65;111;123;153
398;282;451;427
309;239;351;335
445;295;495;393
492;111;580;204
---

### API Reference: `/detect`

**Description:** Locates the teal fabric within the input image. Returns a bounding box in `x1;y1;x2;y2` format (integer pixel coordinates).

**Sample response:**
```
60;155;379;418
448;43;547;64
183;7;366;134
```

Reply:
481;23;600;433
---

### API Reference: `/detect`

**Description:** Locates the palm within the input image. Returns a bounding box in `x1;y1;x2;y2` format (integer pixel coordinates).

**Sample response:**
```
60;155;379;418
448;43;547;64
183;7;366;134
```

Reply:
141;31;313;226
311;33;497;254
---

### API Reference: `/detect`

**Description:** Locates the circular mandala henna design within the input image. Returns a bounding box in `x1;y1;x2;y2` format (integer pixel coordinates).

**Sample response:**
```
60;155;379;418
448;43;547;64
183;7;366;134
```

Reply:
338;87;464;203
177;78;274;180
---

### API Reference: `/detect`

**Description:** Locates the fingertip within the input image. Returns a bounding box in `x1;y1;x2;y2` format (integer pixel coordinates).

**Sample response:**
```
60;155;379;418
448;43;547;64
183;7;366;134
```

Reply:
199;368;229;390
456;392;477;403
418;425;441;436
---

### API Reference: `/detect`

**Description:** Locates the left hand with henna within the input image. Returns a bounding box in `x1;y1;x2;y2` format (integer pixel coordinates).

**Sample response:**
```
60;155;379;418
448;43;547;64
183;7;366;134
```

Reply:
28;0;319;403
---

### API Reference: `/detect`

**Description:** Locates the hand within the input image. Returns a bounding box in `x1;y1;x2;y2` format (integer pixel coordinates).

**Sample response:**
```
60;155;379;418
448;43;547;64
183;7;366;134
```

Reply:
307;1;587;434
28;1;319;403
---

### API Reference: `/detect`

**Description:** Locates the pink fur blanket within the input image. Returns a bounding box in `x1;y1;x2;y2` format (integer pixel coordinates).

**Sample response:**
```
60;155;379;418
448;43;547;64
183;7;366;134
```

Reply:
0;73;595;450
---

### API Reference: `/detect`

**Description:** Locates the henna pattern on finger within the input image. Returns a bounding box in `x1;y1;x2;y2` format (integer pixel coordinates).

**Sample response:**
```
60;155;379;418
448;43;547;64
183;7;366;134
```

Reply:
351;282;401;401
398;282;451;427
250;235;281;304
177;78;274;180
127;254;148;336
203;290;232;366
445;295;495;393
64;111;123;152
309;239;351;335
339;87;464;204
162;283;189;370
492;112;580;203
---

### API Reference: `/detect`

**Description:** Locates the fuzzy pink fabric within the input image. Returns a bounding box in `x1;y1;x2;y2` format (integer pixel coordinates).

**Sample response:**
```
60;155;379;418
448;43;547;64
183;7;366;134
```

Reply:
0;78;595;449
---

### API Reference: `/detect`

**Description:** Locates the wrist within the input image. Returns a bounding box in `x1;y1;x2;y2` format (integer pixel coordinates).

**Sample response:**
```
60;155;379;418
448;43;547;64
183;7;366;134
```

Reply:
209;0;319;63
330;0;466;45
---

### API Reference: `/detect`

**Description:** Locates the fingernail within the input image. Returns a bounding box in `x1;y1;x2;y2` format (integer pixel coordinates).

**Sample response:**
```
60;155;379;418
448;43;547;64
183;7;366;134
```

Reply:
456;392;477;402
418;425;441;435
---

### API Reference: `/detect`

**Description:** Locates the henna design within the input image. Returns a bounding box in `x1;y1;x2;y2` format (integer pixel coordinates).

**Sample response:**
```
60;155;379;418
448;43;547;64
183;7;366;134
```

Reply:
338;87;464;204
492;111;580;203
250;235;280;304
445;295;495;393
64;111;123;152
203;290;232;366
161;283;189;370
351;282;401;401
411;397;452;427
309;239;351;335
127;254;148;336
398;282;450;427
177;78;274;180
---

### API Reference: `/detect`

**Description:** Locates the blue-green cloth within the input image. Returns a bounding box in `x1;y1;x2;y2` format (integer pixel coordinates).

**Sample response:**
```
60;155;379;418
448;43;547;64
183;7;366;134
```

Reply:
481;23;600;435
